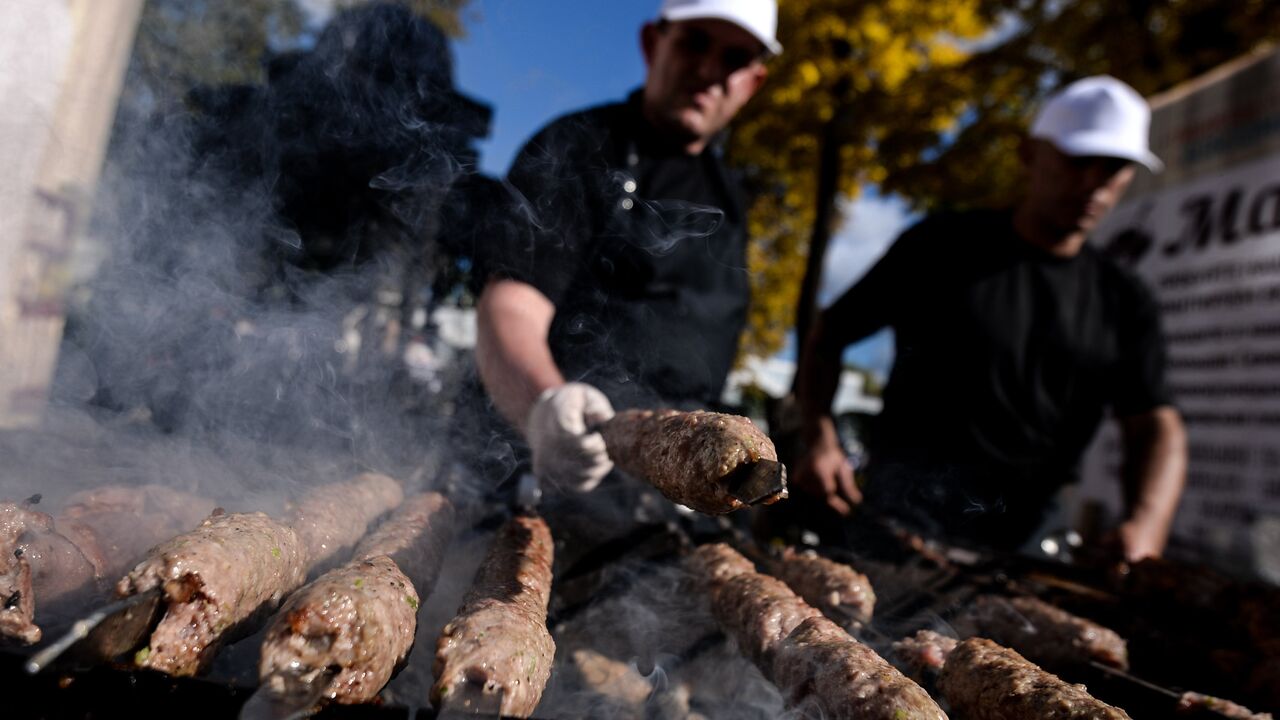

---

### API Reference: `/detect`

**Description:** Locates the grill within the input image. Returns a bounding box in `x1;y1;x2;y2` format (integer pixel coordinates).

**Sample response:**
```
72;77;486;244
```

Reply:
2;458;1276;719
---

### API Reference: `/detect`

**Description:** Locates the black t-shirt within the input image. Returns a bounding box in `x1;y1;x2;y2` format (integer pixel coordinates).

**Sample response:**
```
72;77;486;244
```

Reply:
491;91;750;409
822;210;1172;546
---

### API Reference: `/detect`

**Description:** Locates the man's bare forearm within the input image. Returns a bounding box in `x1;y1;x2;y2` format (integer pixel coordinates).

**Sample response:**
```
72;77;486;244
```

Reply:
475;279;565;432
797;315;845;446
1119;406;1188;548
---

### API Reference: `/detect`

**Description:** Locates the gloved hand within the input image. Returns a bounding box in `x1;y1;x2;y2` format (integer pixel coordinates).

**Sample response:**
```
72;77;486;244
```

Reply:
526;382;616;491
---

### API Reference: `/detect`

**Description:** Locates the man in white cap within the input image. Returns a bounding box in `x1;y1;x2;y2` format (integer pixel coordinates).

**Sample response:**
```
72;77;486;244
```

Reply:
793;76;1187;560
476;2;779;493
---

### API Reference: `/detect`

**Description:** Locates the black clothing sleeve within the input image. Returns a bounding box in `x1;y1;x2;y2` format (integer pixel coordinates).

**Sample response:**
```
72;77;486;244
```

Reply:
816;217;933;353
492;117;602;305
1111;274;1173;416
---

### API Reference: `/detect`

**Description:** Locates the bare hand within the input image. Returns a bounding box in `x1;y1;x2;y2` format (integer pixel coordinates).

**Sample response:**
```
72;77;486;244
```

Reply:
1102;517;1166;562
793;440;861;516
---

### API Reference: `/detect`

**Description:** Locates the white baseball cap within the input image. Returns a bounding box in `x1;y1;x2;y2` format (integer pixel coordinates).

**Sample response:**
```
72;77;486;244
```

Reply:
1030;75;1163;172
659;0;782;56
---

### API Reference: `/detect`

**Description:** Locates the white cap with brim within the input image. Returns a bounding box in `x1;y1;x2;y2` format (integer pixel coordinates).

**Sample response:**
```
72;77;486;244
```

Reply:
1030;75;1163;173
659;0;782;56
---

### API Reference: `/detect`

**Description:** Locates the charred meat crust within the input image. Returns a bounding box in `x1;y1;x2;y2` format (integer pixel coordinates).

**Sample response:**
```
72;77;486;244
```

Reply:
259;556;419;704
432;515;555;719
119;512;308;677
286;473;404;569
938;637;1132;720
599;410;782;514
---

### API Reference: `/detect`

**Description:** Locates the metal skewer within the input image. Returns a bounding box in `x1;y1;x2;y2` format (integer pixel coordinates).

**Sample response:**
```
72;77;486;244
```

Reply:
725;459;787;505
1088;660;1181;699
26;587;162;674
238;666;340;720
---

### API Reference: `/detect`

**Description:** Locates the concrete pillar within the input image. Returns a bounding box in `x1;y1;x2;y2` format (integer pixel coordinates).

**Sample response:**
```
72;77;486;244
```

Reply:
0;0;144;427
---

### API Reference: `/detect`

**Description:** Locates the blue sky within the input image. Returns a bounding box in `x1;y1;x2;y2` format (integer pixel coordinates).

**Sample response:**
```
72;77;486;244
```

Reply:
453;0;655;176
448;0;908;376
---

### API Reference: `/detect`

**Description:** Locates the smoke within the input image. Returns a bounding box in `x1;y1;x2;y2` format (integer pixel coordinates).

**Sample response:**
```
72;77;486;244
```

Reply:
0;15;525;630
535;558;787;720
2;5;834;718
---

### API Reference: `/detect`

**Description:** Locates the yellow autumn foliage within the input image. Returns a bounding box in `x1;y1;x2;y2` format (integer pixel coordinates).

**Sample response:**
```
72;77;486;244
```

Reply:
729;0;989;359
729;0;1280;362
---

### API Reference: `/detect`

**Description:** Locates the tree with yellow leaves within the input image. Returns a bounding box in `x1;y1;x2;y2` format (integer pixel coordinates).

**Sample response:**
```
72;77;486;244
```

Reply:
729;0;993;361
730;0;1280;364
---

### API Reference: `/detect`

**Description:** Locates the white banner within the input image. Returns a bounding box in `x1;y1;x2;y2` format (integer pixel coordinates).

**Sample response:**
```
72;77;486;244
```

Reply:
1079;48;1280;572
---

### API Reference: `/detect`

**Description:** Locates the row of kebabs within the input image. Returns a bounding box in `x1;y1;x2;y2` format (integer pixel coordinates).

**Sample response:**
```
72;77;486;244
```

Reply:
0;471;551;714
3;469;1274;718
3;407;1274;718
0;407;782;715
0;408;781;650
690;544;1274;720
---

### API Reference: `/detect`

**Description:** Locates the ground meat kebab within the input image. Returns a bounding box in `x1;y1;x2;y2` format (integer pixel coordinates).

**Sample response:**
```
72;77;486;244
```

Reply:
120;473;404;676
259;493;455;704
771;546;876;627
433;514;555;718
0;485;214;645
284;472;404;569
688;543;947;719
119;511;309;676
599;409;786;514
967;594;1129;670
939;637;1132;720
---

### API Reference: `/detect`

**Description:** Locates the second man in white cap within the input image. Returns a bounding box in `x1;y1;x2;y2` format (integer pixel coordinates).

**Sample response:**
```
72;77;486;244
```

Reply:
793;76;1187;561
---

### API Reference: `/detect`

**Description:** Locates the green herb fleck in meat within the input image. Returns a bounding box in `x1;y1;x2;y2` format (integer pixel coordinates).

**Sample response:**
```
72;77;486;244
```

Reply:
271;546;281;559
134;646;151;665
405;595;419;610
353;578;364;589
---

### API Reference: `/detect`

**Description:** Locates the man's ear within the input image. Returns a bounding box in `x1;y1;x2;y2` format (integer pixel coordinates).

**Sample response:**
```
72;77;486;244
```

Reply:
640;22;659;67
1018;136;1036;170
747;63;769;96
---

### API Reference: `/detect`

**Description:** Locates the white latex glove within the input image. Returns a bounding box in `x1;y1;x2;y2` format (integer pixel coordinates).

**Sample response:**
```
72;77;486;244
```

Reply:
526;382;616;491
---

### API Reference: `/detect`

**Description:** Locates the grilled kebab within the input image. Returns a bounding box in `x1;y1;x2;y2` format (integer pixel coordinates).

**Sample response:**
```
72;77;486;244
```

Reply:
599;409;786;514
120;474;403;676
687;543;946;720
0;486;214;645
945;637;1131;719
284;472;404;569
895;631;1132;719
771;547;875;628
968;594;1129;670
433;514;555;718
119;511;309;676
259;493;455;704
1177;692;1274;719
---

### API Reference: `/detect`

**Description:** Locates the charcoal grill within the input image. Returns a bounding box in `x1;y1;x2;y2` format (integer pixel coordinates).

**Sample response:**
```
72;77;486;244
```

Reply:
3;487;1275;719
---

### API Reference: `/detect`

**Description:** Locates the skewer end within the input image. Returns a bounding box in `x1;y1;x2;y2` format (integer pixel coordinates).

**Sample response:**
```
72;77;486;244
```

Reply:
726;460;788;506
438;678;506;717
